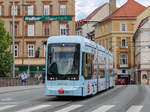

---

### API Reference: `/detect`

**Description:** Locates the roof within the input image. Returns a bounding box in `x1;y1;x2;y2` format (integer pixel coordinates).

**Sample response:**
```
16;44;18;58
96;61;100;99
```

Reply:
76;3;107;28
133;16;150;40
86;3;107;21
100;0;146;22
138;16;150;28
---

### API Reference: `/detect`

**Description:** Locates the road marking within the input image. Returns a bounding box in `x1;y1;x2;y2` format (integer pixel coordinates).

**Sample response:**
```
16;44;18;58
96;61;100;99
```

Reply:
16;105;50;112
0;105;16;111
1;98;13;101
0;102;18;105
92;105;115;112
127;105;143;112
55;105;83;112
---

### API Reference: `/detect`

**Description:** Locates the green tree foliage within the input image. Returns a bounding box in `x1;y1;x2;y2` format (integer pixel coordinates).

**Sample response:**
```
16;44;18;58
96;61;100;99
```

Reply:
0;19;13;77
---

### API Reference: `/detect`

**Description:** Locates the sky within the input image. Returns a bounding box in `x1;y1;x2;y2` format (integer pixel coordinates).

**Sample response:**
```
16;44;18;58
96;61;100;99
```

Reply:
75;0;150;20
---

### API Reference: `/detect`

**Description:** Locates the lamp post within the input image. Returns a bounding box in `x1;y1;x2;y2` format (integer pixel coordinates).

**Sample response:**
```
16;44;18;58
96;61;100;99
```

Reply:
12;0;15;78
12;0;30;77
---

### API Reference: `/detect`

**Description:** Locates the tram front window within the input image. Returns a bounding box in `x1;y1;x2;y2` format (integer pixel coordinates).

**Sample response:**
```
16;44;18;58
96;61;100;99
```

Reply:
47;43;80;80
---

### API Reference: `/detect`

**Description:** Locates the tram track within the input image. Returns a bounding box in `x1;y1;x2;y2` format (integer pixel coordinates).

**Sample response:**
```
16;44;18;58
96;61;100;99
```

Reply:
42;85;125;112
112;85;146;112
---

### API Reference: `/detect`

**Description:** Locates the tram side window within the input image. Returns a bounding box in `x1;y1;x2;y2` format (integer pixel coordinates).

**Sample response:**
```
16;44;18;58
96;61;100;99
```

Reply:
99;55;105;78
82;53;94;79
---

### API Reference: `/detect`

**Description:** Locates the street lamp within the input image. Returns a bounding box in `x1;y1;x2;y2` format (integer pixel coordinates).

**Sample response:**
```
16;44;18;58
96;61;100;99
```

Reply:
12;0;31;78
12;0;15;78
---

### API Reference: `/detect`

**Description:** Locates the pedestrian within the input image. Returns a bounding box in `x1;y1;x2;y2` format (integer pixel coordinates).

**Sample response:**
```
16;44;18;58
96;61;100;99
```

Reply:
21;72;27;85
21;72;24;83
23;72;27;83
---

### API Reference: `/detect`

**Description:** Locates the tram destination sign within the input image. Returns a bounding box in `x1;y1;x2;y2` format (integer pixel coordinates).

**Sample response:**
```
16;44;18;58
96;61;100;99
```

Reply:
24;16;72;21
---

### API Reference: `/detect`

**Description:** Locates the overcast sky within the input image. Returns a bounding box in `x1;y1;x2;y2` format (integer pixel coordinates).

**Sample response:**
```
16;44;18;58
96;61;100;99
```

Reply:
75;0;150;20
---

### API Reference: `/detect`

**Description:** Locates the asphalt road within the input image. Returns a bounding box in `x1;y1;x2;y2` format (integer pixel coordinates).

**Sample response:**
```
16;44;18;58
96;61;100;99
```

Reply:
0;85;150;112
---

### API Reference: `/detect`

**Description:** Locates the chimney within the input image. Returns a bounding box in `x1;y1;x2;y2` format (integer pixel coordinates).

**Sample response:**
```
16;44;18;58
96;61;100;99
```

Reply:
109;0;117;14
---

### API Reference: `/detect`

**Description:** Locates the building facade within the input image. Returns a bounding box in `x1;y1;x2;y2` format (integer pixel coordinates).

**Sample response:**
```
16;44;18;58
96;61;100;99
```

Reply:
94;0;147;83
0;0;75;77
133;16;150;85
76;0;116;39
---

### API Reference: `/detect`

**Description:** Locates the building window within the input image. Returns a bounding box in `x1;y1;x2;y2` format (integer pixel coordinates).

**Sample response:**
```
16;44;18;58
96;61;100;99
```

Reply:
120;53;128;67
109;40;111;49
101;26;104;35
121;38;126;48
28;44;34;57
11;5;18;16
77;30;82;36
105;40;107;48
43;23;51;36
109;24;111;33
105;24;107;33
102;40;104;47
44;45;46;57
28;24;34;36
60;24;67;35
44;5;50;15
28;5;34;15
121;23;126;32
60;4;66;15
14;44;18;57
10;22;19;36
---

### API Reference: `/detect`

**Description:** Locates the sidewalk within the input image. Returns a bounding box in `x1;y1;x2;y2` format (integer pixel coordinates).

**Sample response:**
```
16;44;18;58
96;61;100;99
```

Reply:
0;84;44;94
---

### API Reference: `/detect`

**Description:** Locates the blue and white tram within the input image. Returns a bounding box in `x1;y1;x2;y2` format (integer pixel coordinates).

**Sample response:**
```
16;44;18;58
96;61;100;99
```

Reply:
45;36;114;96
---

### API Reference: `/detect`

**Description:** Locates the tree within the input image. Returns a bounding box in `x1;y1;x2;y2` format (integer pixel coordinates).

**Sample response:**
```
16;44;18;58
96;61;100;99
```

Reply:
0;19;13;77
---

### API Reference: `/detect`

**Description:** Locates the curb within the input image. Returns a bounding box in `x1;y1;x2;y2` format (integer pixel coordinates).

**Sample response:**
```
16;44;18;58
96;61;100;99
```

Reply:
0;85;44;94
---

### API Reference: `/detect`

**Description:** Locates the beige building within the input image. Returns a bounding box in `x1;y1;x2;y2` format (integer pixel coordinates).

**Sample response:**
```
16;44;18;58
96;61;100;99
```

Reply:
76;0;116;39
0;0;75;77
94;0;148;83
133;16;150;85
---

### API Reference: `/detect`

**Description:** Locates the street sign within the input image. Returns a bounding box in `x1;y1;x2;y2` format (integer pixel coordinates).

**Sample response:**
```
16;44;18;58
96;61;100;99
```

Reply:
24;16;72;21
148;45;150;48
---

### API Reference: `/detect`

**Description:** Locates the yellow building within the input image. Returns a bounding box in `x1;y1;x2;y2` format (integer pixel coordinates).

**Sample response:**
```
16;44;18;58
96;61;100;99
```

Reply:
95;0;147;83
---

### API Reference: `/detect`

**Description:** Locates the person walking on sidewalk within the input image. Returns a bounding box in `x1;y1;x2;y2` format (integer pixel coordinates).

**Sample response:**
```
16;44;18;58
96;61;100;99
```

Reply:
21;72;27;85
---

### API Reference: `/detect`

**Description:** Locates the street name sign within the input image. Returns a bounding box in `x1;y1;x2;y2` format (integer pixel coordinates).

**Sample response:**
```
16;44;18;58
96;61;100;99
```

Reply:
24;16;72;21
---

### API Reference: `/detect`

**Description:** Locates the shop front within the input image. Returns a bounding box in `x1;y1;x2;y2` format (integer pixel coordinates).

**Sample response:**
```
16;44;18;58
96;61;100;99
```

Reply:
140;71;150;85
15;65;45;78
116;69;131;85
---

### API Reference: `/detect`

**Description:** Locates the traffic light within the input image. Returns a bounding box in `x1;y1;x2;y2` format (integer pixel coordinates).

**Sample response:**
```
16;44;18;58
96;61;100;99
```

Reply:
35;47;40;58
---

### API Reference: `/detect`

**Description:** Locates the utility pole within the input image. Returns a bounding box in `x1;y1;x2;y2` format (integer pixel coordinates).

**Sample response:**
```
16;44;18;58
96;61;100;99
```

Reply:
22;0;25;65
12;0;15;78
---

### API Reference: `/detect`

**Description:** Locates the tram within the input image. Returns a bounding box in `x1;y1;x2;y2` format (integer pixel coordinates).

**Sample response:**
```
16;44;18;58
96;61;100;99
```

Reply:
45;36;114;96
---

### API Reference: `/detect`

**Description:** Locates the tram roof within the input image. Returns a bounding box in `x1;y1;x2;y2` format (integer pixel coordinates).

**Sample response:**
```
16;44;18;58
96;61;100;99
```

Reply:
47;36;113;56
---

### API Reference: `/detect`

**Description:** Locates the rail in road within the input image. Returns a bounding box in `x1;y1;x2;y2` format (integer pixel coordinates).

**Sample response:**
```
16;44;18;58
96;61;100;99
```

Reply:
0;85;150;112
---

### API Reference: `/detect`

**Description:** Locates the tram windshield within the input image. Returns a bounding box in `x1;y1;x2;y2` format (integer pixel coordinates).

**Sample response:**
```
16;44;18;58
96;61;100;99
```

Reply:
47;43;80;77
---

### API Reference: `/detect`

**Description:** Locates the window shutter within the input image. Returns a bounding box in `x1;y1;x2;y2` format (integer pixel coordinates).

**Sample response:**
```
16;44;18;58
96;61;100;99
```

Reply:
67;24;69;35
25;6;28;16
50;5;52;15
25;24;27;36
2;5;4;16
9;5;12;16
18;6;20;16
34;5;36;15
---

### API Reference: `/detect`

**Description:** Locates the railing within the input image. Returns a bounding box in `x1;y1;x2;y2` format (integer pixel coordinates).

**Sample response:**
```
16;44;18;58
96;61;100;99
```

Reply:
0;77;40;87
